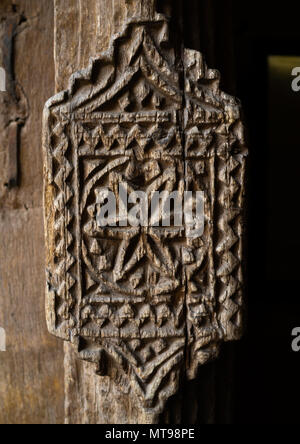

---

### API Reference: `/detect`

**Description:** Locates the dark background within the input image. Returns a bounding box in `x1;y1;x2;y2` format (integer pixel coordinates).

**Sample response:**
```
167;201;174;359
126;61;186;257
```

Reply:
159;0;300;424
194;0;300;425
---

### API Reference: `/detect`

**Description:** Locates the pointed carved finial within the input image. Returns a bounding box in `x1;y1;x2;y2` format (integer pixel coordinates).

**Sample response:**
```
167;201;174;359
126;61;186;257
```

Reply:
125;0;157;20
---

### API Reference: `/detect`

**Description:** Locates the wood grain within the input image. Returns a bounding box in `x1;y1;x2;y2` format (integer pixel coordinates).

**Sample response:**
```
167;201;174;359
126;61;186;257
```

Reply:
0;0;64;424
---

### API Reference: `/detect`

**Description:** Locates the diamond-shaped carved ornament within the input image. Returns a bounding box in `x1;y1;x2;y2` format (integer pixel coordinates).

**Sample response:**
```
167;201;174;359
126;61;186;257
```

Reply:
43;9;247;417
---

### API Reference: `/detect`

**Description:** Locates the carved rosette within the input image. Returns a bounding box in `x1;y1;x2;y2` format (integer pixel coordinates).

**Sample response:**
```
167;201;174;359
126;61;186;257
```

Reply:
43;8;247;417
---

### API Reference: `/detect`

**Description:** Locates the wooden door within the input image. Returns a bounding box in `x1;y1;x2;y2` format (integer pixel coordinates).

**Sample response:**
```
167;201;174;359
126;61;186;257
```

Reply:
0;0;248;424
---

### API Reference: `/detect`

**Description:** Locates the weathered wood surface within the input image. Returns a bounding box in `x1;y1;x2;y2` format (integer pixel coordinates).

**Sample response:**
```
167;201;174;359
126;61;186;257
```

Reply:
48;0;247;424
0;0;64;424
55;0;160;425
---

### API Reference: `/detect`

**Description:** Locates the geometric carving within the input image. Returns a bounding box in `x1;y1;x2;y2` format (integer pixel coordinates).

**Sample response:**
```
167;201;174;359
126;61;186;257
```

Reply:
43;6;247;418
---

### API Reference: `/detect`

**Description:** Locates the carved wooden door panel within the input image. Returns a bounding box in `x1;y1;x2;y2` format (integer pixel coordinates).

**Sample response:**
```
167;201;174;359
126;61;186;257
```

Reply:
44;0;247;424
0;0;247;425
